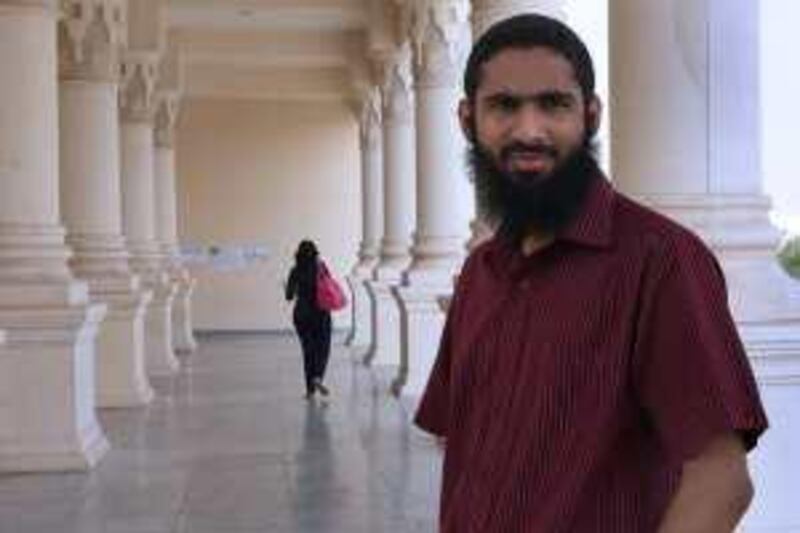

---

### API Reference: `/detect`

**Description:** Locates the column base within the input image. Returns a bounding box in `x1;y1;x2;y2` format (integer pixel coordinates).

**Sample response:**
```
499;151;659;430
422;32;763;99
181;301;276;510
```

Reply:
0;422;110;473
408;235;466;278
171;269;197;354
402;265;459;288
0;282;110;472
743;323;800;385
345;256;377;348
391;281;449;399
69;236;156;407
721;253;800;385
738;323;800;533
345;273;373;353
351;257;378;281
363;276;402;373
144;274;179;376
92;276;154;408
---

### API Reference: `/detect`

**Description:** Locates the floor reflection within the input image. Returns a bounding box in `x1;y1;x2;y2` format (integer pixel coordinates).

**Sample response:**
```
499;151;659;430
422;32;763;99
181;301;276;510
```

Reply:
0;333;441;532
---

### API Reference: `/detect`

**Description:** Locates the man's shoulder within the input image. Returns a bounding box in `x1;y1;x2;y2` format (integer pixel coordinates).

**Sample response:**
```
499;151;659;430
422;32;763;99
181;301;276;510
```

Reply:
611;189;716;265
460;238;496;275
451;246;481;299
468;238;496;262
449;239;503;307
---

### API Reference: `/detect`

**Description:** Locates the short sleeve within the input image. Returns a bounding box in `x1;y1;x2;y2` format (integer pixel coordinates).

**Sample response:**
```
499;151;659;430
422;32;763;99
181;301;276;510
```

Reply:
633;239;768;464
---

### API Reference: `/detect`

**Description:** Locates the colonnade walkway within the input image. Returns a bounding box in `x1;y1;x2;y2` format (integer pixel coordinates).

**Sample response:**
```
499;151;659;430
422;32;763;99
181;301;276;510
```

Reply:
0;334;440;533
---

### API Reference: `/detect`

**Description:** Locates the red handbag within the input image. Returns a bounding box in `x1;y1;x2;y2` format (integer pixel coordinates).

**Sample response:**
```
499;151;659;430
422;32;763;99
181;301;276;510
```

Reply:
316;261;347;311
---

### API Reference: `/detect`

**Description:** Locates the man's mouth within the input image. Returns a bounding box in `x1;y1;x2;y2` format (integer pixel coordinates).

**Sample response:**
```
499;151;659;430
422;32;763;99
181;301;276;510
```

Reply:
507;152;553;174
501;144;558;175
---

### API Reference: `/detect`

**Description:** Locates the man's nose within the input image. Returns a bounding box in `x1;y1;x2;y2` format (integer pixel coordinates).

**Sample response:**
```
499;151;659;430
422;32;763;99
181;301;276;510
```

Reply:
510;105;548;144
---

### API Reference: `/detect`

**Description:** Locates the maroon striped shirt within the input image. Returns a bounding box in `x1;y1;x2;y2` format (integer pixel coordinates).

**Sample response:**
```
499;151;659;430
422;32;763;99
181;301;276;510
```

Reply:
414;176;768;533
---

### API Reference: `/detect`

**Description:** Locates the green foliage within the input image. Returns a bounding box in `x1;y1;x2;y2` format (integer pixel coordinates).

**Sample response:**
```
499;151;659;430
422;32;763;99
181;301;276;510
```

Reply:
778;234;800;279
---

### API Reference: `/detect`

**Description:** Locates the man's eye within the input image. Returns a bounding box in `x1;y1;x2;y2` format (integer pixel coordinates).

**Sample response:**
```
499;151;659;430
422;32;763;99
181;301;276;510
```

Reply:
540;95;572;110
490;96;519;112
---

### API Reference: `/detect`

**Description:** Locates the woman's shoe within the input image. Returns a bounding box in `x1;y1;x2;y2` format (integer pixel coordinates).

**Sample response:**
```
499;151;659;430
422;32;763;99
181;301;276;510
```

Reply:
313;379;330;397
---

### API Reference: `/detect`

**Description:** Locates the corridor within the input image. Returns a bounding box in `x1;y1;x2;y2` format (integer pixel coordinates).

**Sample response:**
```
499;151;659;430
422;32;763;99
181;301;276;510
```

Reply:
0;335;440;533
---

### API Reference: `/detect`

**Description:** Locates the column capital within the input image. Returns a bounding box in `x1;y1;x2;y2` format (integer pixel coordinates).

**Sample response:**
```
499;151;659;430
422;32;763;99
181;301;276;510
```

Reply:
380;42;414;125
119;51;159;123
407;0;471;88
154;90;180;148
359;86;382;152
57;0;126;83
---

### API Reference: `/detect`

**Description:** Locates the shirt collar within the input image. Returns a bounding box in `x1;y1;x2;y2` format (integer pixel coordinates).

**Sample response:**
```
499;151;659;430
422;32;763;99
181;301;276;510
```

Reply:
555;172;616;249
484;172;616;271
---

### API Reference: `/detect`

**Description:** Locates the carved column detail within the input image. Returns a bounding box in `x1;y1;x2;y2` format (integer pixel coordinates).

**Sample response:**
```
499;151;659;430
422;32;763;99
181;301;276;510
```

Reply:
120;52;159;124
409;0;471;88
58;0;126;83
154;89;179;150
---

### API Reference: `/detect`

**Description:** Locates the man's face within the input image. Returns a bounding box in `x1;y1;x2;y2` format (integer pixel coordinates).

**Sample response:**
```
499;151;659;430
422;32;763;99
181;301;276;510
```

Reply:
461;46;599;187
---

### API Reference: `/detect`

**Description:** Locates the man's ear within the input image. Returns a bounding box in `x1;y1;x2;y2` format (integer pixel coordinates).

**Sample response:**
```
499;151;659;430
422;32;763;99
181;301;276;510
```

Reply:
586;95;602;138
458;98;475;142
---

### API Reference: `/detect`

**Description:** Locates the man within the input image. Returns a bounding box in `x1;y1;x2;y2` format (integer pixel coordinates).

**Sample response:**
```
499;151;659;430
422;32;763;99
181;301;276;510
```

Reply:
414;14;768;533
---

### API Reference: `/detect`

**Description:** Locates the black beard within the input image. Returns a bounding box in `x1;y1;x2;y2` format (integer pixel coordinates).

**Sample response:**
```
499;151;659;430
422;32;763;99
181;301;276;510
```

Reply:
468;138;600;245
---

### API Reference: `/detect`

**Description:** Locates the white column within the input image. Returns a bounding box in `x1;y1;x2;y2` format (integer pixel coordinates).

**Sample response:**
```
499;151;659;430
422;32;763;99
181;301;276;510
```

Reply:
393;0;474;399
58;0;154;408
0;0;109;471
365;42;417;380
120;52;179;376
154;90;197;354
346;87;383;355
153;98;180;252
610;1;800;529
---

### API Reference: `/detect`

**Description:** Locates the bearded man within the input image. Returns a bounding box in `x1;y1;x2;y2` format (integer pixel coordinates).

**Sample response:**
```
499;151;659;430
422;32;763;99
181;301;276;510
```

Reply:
414;14;768;533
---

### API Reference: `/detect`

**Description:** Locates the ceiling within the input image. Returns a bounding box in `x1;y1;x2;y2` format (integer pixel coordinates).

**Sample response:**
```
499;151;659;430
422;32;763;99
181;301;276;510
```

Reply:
167;0;371;103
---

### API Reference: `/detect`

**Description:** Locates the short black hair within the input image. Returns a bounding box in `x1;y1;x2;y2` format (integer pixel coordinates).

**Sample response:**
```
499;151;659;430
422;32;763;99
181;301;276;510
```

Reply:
464;14;595;103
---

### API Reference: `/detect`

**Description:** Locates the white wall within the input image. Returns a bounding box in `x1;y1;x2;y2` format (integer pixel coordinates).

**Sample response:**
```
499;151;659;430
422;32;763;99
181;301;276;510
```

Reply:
761;1;800;234
176;98;360;332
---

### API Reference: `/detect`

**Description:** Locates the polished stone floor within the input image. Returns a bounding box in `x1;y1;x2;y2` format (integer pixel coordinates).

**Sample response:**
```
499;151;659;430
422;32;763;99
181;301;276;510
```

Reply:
0;334;442;532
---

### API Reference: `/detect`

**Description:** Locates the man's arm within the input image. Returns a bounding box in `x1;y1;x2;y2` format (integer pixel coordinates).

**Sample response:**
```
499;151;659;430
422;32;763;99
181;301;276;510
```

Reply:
657;433;754;533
